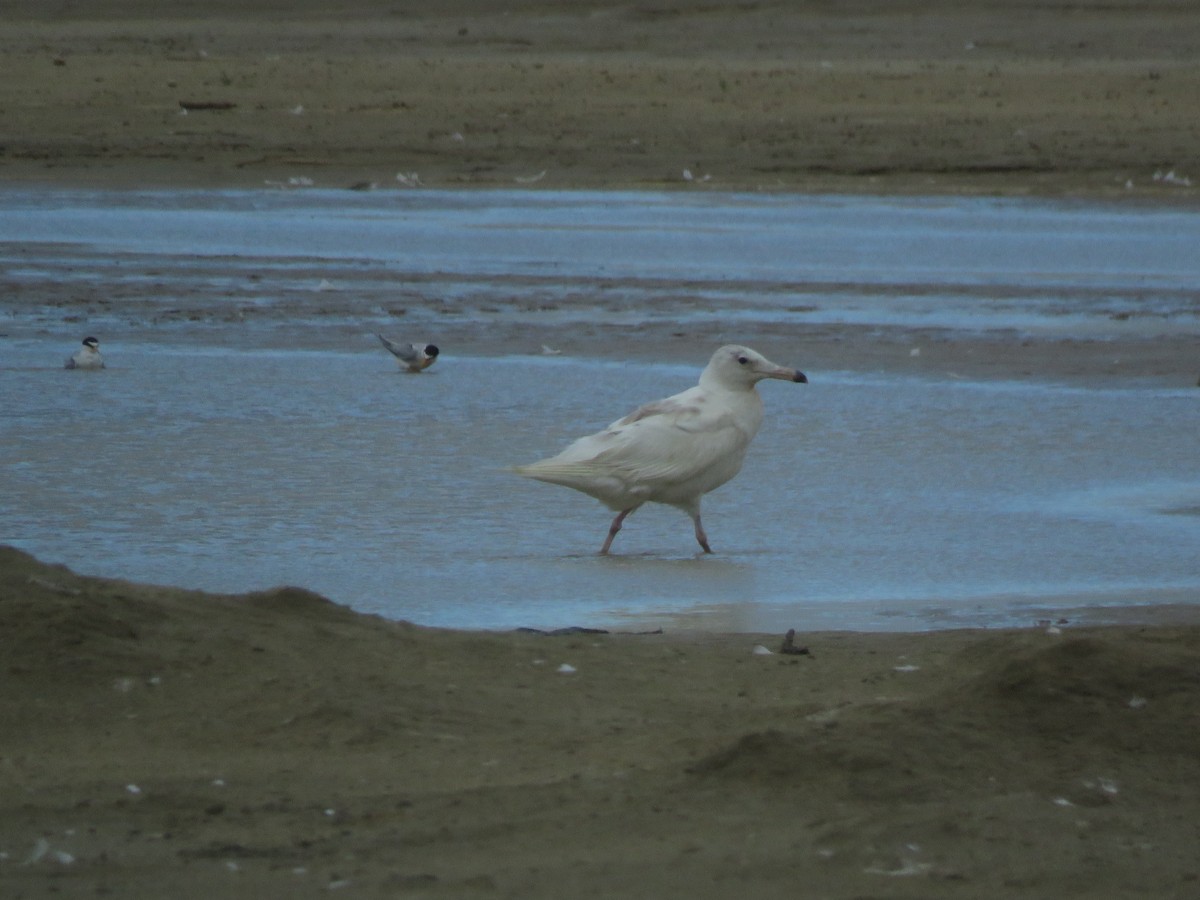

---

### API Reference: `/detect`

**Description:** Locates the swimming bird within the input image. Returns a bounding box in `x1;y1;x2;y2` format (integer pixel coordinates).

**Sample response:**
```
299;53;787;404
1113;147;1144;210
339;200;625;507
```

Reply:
377;335;439;372
515;345;807;554
65;336;105;370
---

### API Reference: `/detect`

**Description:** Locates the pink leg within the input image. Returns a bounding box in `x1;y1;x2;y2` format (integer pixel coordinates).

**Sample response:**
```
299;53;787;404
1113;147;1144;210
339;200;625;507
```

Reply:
692;513;713;554
600;507;636;555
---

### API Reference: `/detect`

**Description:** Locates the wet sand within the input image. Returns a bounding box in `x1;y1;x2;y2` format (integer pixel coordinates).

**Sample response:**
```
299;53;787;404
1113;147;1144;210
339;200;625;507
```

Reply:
4;2;1200;896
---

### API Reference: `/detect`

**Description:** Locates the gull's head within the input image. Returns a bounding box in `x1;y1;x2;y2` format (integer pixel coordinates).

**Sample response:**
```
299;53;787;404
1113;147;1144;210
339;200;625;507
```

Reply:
422;344;439;359
702;344;807;389
82;336;100;350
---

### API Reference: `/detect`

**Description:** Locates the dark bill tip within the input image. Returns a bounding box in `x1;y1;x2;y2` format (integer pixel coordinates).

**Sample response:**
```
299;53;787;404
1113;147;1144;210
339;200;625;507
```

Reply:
793;371;808;383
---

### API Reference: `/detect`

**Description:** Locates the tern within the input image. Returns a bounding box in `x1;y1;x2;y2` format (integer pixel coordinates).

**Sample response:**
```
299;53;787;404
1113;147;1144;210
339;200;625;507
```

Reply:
377;335;439;372
65;336;105;370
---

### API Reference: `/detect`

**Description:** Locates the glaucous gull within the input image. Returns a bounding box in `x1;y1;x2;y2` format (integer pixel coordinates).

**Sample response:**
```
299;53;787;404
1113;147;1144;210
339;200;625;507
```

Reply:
377;334;439;372
65;336;105;370
515;345;806;554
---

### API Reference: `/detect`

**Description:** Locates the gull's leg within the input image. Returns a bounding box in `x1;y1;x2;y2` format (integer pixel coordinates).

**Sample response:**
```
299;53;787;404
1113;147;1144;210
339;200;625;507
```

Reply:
600;507;636;555
692;512;713;554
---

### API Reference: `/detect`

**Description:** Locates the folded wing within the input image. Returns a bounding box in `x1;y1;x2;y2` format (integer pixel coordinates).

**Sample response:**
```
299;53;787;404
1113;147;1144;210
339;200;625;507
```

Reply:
516;392;750;507
377;334;417;363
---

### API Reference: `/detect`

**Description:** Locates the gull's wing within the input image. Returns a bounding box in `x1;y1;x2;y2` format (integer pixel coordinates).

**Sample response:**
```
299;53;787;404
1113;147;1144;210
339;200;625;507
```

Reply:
518;388;750;497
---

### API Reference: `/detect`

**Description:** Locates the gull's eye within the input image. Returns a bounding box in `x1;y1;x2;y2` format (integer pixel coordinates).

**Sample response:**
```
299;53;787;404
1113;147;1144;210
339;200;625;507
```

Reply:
737;355;749;365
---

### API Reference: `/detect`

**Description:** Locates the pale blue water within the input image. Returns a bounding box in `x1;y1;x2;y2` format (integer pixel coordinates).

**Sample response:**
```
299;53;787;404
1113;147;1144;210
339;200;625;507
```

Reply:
2;189;1198;631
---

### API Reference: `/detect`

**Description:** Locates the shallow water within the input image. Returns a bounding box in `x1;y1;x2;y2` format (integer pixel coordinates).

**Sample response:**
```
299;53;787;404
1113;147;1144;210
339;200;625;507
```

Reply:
5;188;1199;343
2;189;1199;631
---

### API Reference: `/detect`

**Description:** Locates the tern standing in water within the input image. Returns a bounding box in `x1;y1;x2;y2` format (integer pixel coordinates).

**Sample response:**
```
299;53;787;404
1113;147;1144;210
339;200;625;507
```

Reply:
65;337;105;370
377;335;439;372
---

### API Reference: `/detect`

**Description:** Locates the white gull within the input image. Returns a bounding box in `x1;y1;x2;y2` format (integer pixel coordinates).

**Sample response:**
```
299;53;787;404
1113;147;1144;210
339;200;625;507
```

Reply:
514;345;806;554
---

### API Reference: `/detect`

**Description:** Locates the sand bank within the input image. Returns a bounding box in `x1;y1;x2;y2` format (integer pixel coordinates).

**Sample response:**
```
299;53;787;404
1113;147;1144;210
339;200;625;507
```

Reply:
2;1;1199;197
3;546;1200;897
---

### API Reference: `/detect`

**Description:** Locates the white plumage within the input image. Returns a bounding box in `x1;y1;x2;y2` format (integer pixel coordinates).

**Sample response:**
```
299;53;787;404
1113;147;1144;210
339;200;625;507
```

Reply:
515;345;806;554
65;336;105;370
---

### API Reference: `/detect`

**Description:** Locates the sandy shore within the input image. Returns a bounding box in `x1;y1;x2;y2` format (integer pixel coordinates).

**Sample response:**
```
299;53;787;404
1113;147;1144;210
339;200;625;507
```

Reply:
4;0;1198;386
3;1;1199;197
4;2;1200;896
5;0;1199;384
4;546;1200;898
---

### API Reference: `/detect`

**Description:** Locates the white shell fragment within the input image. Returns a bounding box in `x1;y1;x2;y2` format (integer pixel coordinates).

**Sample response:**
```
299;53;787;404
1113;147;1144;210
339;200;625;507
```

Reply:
21;839;75;866
23;838;50;865
863;860;932;877
1095;778;1119;795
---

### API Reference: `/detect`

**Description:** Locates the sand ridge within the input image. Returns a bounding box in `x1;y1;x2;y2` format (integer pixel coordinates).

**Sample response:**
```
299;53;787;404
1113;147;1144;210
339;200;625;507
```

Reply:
3;546;1200;897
